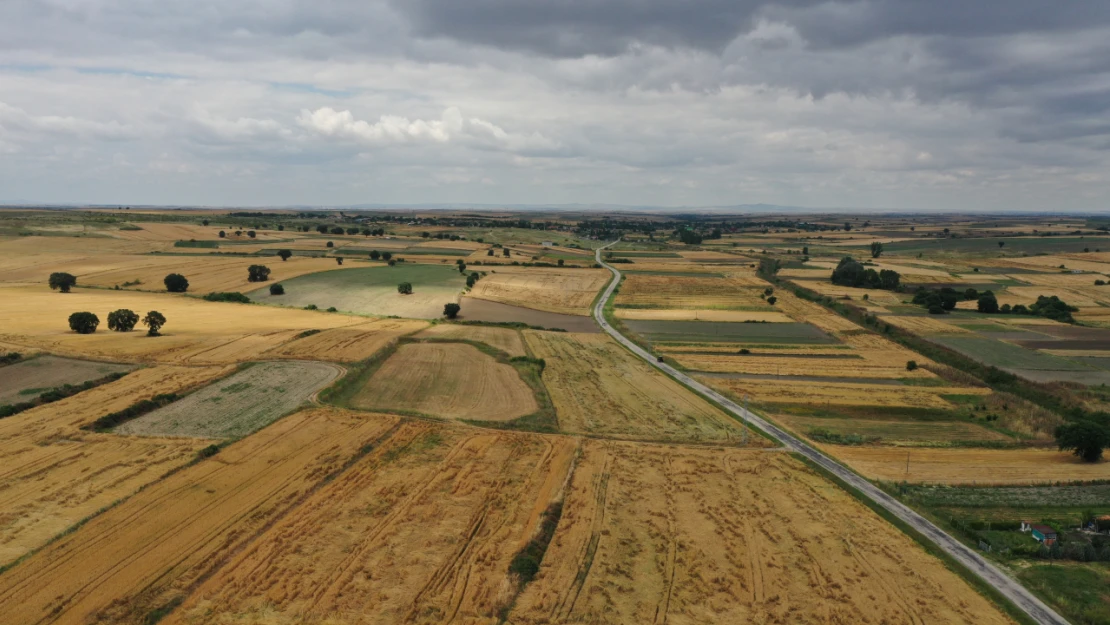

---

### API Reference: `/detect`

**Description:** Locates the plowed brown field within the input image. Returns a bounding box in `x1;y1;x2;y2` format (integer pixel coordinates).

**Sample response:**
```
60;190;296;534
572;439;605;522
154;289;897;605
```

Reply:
415;323;526;356
166;425;577;625
0;365;230;566
524;331;754;443
0;408;400;625
467;267;610;315
509;441;1013;625
352;342;537;421
823;445;1110;485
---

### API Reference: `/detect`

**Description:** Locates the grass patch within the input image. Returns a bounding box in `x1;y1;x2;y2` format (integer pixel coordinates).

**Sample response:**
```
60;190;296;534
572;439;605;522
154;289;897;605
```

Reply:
1018;564;1110;625
1;371;131;419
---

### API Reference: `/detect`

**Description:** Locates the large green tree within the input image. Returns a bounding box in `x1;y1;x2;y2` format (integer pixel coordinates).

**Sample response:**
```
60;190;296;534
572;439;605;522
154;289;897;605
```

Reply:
143;310;167;336
68;312;99;334
49;272;77;293
107;309;139;332
164;273;189;293
1056;420;1110;462
443;302;461;319
247;265;271;282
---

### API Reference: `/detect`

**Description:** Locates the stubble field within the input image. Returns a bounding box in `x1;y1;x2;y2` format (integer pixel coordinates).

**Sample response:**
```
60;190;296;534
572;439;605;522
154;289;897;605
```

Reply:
466;267;611;315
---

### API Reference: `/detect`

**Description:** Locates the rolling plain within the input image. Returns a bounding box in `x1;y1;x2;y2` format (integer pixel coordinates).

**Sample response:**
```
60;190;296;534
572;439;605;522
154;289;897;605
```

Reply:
1;209;1108;625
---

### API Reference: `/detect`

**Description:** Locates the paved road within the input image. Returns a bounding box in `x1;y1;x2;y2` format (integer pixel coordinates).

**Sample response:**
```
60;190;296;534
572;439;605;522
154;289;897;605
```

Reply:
592;243;1070;625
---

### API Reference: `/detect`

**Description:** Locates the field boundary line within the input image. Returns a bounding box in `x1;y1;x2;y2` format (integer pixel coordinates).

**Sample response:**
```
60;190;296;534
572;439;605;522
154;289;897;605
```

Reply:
592;242;1068;625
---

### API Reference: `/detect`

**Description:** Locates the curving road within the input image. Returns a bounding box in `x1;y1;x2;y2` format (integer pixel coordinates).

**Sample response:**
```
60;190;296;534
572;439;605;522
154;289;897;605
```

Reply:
592;242;1069;625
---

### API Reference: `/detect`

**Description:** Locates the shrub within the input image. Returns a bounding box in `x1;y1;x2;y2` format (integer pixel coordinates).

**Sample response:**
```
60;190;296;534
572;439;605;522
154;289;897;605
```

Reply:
906;360;918;371
269;283;284;296
326;306;338;312
444;302;461;319
107;308;139;332
304;304;318;310
369;250;381;260
335;257;344;265
142;310;166;336
68;311;99;334
398;282;413;295
326;241;334;248
277;249;292;261
49;272;77;293
197;444;220;459
766;296;777;305
247;265;271;282
218;230;226;238
203;292;251;303
164;273;189;292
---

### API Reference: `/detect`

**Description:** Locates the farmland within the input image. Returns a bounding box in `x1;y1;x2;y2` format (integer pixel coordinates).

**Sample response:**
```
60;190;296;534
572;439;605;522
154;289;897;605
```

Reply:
414;322;527;356
466;266;610;315
510;441;1011;624
824;445;1110;484
247;264;466;318
115;361;343;439
350;342;538;422
524;331;754;443
0;355;135;404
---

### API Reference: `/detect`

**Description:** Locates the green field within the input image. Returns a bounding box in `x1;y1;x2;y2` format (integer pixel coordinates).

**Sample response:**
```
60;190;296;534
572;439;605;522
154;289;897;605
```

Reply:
1018;565;1110;625
114;361;341;439
931;335;1094;371
0;356;136;405
624;320;837;343
248;264;466;318
783;415;1012;444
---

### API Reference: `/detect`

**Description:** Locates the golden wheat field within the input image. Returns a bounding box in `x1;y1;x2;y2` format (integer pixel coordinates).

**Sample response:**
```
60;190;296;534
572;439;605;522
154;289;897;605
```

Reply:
414;322;526;356
0;284;366;364
615;308;794;322
704;377;990;408
0;365;230;566
352;342;538;421
467;267;610;315
615;274;773;310
166;424;578;625
672;352;937;378
0;408;400;625
524;331;756;443
510;441;1012;625
823;445;1110;485
263;319;428;362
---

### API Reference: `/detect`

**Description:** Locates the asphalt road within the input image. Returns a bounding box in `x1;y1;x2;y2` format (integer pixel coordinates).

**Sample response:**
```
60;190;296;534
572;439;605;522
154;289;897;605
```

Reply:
592;243;1070;625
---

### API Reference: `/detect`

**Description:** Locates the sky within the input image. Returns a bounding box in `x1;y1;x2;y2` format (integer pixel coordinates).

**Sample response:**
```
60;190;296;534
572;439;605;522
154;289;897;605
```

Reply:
1;1;1108;211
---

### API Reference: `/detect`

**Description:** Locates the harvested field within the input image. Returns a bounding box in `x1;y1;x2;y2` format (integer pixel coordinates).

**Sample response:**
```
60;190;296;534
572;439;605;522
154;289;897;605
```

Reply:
0;355;135;404
0;365;229;565
625;319;837;344
509;441;1011;624
524;331;754;443
672;351;936;379
825;446;1110;485
263;319;428;362
772;290;865;333
248;264;465;319
0;284;362;364
415;323;526;356
776;414;1013;443
704;377;989;408
615;274;773;310
881;315;972;336
109;222;287;242
458;297;600;332
351;342;536;421
166;425;577;625
466;267;610;315
615;309;794;322
116;361;343;439
0;408;400;625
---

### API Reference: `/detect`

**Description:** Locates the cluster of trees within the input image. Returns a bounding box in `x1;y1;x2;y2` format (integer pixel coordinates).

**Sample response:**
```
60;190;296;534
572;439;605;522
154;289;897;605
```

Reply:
830;257;901;290
247;265;271;282
444;302;461;319
69;310;165;336
977;292;1078;323
912;287;965;314
466;271;481;289
367;250;393;261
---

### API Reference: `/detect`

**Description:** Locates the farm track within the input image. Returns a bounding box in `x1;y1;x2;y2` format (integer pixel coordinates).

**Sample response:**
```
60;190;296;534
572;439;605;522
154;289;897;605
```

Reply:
593;243;1070;625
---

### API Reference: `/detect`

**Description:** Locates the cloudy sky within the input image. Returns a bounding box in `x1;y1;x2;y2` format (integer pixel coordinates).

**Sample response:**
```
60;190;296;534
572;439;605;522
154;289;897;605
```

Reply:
1;0;1108;210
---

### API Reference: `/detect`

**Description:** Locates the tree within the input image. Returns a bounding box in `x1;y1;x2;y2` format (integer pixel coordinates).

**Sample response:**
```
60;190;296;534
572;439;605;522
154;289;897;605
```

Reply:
202;219;209;226
503;248;511;257
444;302;461;319
277;224;284;231
1056;420;1110;462
68;312;99;334
879;269;900;290
219;230;226;238
247;230;256;238
870;241;883;258
369;250;381;260
387;259;397;266
487;249;494;256
802;246;809;255
398;282;413;295
766;296;777;305
316;225;329;234
330;226;344;235
277;249;292;261
906;360;918;371
247;265;271;282
382;252;392;261
142;310;166;336
977;291;999;313
326;241;334;248
998;241;1005;248
844;222;852;232
421;231;430;238
1030;295;1078;323
107;308;139;332
49;272;77;293
336;257;344;265
164;273;189;293
964;287;979;301
346;227;358;235
458;262;467;273
557;258;565;266
269;283;284;295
